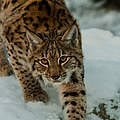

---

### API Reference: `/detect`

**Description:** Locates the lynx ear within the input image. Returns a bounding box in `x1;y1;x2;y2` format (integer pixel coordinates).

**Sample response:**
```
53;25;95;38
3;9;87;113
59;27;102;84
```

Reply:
26;31;42;51
64;25;81;48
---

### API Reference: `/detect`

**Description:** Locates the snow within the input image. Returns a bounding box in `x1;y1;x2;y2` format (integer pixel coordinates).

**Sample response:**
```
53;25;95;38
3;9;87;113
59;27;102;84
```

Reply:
0;76;61;120
82;29;120;61
0;29;120;120
82;29;120;98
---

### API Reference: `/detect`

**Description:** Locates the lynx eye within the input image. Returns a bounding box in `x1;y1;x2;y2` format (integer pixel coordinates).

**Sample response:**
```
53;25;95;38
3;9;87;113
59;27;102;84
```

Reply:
59;56;68;64
39;58;49;66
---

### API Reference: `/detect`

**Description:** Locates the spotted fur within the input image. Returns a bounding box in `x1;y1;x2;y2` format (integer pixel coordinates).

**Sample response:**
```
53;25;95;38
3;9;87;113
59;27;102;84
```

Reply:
0;0;86;119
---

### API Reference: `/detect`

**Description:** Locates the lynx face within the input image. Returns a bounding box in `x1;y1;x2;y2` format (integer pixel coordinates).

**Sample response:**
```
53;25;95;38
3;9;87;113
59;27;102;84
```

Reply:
27;23;82;85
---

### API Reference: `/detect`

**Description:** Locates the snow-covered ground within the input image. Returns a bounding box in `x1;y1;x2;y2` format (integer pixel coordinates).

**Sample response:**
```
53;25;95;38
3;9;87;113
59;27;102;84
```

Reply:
0;29;120;120
83;29;120;120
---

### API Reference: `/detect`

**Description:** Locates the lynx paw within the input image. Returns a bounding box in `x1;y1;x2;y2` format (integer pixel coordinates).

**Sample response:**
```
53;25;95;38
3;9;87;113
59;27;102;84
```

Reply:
24;89;49;103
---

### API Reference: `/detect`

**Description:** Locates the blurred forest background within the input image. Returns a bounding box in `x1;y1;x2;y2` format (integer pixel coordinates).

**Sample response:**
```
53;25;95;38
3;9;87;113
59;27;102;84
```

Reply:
65;0;120;36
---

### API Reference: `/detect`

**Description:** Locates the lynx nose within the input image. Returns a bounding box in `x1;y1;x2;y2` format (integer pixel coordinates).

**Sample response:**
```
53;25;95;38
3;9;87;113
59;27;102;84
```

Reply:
51;75;60;80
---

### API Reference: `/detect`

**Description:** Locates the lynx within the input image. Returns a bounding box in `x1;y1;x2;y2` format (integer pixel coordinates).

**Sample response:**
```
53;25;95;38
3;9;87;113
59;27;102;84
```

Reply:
0;0;86;119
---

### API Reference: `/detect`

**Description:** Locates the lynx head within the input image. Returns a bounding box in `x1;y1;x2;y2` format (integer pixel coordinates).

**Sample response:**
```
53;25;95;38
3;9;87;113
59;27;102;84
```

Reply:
26;22;83;85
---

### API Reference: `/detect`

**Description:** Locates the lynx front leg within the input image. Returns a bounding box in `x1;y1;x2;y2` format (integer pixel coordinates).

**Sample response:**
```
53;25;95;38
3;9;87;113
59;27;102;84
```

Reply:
19;71;48;103
13;65;48;103
58;73;86;120
7;50;48;103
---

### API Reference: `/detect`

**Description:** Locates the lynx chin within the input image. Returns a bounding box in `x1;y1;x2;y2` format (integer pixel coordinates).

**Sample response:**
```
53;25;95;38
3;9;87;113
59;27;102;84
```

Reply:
0;0;86;119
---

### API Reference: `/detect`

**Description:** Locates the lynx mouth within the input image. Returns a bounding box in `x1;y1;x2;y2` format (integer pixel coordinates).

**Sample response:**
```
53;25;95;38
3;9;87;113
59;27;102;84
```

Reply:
51;80;61;83
41;72;68;86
